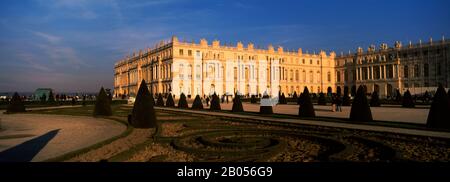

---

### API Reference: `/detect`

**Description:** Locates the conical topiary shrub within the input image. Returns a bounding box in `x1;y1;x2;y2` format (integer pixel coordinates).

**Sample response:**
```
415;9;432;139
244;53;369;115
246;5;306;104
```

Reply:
395;89;402;103
297;92;303;105
178;93;188;108
349;85;373;122
370;91;381;107
232;94;244;112
250;95;257;103
149;93;155;106
402;90;415;108
93;87;112;116
351;85;357;97
191;95;203;109
156;93;164;107
298;87;315;117
210;93;221;111
343;86;351;106
278;93;287;104
426;85;450;129
293;92;298;100
317;92;327;105
6;92;25;113
165;93;175;107
131;80;157;128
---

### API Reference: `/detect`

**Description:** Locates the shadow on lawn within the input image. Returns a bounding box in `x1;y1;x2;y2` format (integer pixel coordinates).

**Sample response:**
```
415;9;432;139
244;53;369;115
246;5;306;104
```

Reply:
0;129;60;162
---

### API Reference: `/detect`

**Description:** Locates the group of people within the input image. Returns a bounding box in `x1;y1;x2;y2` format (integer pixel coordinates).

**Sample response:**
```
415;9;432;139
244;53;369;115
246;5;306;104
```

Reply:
330;94;343;112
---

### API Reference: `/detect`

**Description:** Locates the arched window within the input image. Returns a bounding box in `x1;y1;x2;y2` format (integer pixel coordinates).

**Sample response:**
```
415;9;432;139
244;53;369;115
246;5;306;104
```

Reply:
309;71;313;83
302;70;306;83
295;70;299;81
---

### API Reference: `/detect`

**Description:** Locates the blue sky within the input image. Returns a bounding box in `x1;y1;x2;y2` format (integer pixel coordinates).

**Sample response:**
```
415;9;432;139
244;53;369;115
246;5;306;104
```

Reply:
1;0;449;92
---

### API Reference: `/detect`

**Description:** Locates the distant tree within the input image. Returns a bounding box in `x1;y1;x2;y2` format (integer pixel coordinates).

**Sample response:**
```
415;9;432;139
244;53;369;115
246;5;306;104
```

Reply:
343;86;351;106
178;93;188;108
191;95;203;109
317;92;327;105
93;87;112;116
130;80;157;128
40;93;47;103
82;95;87;106
210;93;221;111
6;92;26;113
402;90;415;108
370;91;381;107
426;85;450;129
156;93;164;107
350;85;373;122
298;87;315;117
165;93;175;107
232;94;244;112
48;90;55;104
71;97;76;106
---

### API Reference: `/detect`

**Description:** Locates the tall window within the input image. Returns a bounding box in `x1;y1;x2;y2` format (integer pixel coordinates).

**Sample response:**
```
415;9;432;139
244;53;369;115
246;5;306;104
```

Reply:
290;70;293;81
336;71;341;82
188;50;192;56
295;70;299;81
437;63;441;76
187;64;192;79
234;67;238;80
179;49;184;56
309;71;313;83
302;71;306;83
179;64;184;79
424;63;429;77
327;72;331;82
414;64;420;78
403;65;408;78
317;71;321;83
196;65;201;79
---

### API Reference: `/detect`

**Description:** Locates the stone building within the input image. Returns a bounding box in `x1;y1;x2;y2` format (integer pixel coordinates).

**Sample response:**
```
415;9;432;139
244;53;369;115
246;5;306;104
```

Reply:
114;36;449;98
335;37;449;97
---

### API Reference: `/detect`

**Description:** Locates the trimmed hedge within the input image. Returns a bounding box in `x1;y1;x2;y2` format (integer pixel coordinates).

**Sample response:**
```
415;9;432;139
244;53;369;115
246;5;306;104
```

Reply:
210;93;221;111
370;91;381;107
401;90;415;108
156;93;164;107
6;92;26;113
130;80;157;128
93;87;112;116
165;93;175;107
178;93;188;108
349;85;373;122
232;94;244;112
298;87;315;117
191;95;203;109
426;85;450;129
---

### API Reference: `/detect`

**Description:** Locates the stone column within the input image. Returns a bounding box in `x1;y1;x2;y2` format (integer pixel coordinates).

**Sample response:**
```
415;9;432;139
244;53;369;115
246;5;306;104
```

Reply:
383;65;387;79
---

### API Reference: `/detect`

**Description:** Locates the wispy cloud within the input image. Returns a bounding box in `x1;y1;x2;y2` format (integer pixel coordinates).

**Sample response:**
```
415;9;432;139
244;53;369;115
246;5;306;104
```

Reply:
16;52;53;72
32;31;61;44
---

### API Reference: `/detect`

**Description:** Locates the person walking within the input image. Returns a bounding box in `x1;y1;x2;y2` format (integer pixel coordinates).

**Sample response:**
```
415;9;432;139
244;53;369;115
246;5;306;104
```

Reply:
335;95;342;112
205;96;210;107
331;94;336;112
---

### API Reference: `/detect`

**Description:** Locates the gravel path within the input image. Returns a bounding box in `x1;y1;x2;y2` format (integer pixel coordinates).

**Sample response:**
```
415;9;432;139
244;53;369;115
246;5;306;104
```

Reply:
0;112;126;161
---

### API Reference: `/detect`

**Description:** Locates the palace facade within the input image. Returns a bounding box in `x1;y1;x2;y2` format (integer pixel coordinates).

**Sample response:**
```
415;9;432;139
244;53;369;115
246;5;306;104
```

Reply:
114;36;449;98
